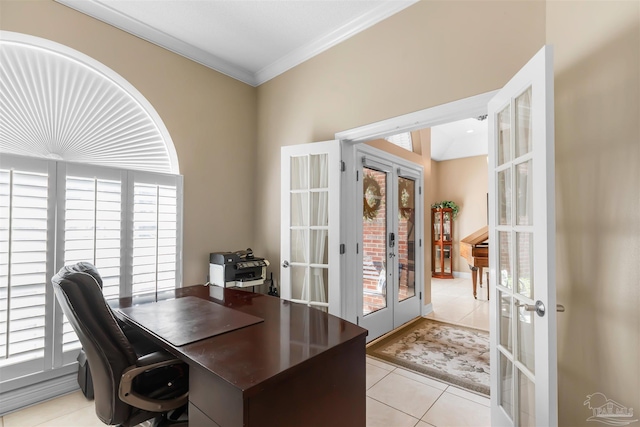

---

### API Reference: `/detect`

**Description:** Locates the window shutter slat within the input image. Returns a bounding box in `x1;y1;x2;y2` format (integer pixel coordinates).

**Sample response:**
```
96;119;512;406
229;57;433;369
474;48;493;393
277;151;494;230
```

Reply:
0;168;48;363
131;181;179;297
61;174;123;352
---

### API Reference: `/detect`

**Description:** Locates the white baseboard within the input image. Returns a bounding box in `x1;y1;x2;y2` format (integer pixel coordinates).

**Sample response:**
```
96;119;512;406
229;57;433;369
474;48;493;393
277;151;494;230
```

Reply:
422;302;433;316
0;373;80;416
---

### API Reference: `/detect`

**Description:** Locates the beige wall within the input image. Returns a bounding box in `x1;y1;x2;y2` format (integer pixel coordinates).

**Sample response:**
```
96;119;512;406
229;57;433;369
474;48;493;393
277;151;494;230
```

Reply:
256;0;546;300
0;0;257;286
432;155;488;273
547;1;640;425
4;1;637;423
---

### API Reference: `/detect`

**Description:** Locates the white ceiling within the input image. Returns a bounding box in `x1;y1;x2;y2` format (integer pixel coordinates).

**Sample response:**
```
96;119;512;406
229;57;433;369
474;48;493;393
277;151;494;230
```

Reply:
53;0;487;161
56;0;417;86
430;117;488;162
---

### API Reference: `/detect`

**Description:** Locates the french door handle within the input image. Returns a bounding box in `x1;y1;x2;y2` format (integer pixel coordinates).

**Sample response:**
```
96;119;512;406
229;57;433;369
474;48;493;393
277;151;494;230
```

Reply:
518;301;566;317
389;232;395;247
282;260;290;268
522;301;546;317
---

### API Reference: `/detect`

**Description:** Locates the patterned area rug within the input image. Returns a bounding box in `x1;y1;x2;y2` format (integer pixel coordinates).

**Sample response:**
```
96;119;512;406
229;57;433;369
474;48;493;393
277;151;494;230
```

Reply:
367;318;490;396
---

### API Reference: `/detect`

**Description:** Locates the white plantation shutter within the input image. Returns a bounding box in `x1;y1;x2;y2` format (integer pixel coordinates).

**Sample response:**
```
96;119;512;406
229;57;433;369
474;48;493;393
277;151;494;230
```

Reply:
0;155;55;379
130;172;182;297
61;165;124;299
57;164;126;355
0;154;182;395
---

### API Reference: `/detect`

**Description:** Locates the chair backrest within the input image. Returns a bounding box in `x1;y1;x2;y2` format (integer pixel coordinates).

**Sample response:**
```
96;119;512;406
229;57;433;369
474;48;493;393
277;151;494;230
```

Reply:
51;263;137;425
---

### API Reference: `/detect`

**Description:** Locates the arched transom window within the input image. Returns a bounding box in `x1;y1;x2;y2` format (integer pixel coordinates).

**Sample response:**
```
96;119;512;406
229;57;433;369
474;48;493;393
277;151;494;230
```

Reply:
0;31;179;173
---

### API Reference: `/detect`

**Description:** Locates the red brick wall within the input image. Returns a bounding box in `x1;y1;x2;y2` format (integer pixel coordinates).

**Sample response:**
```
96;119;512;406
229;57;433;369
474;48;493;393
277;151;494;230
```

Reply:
362;171;415;314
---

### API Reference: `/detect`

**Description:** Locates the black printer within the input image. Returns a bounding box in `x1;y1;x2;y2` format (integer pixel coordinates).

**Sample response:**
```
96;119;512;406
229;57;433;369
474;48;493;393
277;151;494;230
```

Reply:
209;248;269;288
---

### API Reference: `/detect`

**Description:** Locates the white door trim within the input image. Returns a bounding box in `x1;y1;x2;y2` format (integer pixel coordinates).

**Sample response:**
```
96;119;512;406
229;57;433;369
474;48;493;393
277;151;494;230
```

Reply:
335;89;497;324
335;90;498;143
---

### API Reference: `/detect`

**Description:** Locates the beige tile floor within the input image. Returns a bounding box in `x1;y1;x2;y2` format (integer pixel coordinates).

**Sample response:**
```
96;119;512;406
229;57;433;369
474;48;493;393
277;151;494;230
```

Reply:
1;357;490;427
1;277;490;426
427;277;489;331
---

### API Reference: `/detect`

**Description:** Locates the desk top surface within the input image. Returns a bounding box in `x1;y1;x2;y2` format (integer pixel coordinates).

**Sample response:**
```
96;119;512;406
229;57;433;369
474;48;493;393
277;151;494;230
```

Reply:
111;286;367;395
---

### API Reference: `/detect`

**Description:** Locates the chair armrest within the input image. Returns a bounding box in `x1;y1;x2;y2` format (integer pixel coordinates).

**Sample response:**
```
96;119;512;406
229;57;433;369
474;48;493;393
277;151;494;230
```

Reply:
136;351;178;367
119;357;188;413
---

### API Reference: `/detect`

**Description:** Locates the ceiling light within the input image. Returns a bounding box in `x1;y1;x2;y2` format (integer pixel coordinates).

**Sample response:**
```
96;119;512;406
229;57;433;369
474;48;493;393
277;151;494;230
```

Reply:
466;129;474;134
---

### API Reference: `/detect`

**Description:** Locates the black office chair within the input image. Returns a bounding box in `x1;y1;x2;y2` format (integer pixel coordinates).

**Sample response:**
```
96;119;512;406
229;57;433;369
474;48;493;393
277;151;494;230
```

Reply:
51;262;188;427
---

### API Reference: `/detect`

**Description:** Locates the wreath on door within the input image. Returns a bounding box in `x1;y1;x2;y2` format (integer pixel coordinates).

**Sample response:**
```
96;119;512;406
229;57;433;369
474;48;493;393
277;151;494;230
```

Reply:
363;174;382;220
398;179;415;220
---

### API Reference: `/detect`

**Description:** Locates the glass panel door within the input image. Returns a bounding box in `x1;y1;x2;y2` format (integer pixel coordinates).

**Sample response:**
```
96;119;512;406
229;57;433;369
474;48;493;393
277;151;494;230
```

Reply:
397;176;415;303
394;170;422;327
489;45;557;426
362;168;387;316
280;141;340;316
357;147;423;342
289;154;329;310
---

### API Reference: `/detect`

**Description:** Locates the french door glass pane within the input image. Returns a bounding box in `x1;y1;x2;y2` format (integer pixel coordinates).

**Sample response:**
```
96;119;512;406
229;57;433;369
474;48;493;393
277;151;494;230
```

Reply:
499;291;512;352
309;230;327;264
498;169;511;225
310;192;328;226
398;177;416;302
517;304;535;373
309;267;328;304
291;193;308;226
290;230;308;263
515;87;533;158
309;154;327;188
290;156;308;190
516;160;533;226
290;265;307;301
500;352;514;420
498;105;511;166
518;370;536;427
363;168;386;316
498;231;512;289
517;232;534;298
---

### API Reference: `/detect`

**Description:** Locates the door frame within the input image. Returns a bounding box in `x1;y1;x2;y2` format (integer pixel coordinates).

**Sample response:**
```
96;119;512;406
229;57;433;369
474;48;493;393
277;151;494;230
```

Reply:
335;90;498;325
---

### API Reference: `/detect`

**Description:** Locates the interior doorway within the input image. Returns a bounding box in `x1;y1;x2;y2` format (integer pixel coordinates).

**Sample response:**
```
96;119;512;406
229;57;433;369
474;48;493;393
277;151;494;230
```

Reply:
337;91;496;340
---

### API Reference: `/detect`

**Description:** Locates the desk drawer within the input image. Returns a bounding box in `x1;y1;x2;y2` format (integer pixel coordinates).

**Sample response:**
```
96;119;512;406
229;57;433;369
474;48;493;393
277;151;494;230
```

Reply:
190;364;243;427
189;402;221;427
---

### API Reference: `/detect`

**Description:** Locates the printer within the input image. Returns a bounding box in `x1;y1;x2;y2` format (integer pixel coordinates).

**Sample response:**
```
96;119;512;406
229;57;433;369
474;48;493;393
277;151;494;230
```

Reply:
209;248;269;288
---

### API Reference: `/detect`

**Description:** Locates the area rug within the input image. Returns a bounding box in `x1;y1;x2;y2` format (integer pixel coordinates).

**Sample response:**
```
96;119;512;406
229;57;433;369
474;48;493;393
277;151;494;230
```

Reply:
366;318;490;396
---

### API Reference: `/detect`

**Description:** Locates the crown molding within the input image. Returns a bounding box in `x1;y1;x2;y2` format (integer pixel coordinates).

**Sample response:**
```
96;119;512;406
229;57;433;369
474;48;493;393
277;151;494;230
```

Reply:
254;0;418;85
56;0;417;87
55;0;258;86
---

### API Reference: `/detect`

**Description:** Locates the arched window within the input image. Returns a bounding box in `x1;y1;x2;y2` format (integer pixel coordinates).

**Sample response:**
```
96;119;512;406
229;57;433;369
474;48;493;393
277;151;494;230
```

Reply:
0;31;183;410
0;31;179;173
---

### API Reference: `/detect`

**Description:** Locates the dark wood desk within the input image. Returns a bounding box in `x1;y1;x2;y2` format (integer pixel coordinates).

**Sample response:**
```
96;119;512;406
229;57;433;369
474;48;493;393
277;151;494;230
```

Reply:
111;286;367;427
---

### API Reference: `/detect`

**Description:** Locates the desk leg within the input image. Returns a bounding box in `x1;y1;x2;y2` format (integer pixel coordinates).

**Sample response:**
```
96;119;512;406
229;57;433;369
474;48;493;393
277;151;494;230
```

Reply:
470;266;478;299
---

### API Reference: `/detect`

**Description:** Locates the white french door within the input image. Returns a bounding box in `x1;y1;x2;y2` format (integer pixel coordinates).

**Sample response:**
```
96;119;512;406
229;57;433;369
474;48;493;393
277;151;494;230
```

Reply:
488;45;557;426
357;146;423;342
280;141;341;315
